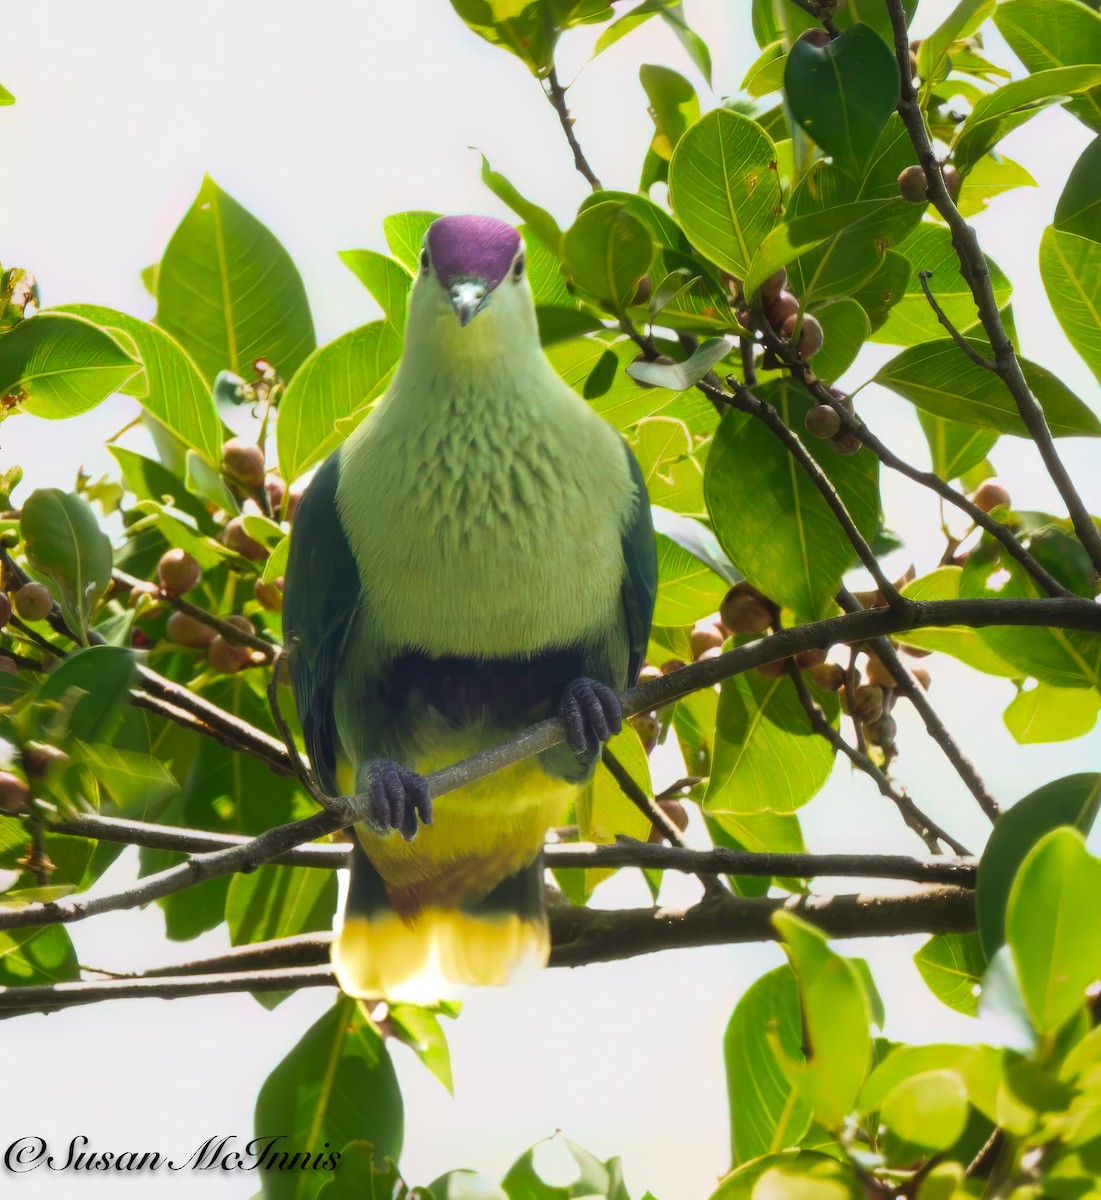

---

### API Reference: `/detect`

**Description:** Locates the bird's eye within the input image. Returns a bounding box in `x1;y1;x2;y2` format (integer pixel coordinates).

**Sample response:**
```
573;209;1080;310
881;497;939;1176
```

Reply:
512;255;524;280
420;250;430;272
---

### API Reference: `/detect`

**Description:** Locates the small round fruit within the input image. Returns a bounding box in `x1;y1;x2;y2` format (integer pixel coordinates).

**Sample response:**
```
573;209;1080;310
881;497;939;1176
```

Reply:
756;658;791;680
853;683;884;722
971;479;1011;513
254;579;283;612
690;620;725;660
941;163;961;202
165;610;216;649
911;667;931;691
632;275;652;306
158;549;202;598
631;711;660;756
0;655;17;674
637;664;663;687
208;635;251;674
759;268;787;302
660;659;686;675
12;582;52;621
865;655;897;688
266;476;286;515
830;430;862;456
898;165;928;203
781;312;824;359
720;582;775;636
0;591;11;628
795;647;827;670
809;661;846;691
222;518;269;562
225;614;256;639
805;404;842;439
222;438;266;490
0;771;30;815
22;742;68;782
764;290;800;327
648;798;689;843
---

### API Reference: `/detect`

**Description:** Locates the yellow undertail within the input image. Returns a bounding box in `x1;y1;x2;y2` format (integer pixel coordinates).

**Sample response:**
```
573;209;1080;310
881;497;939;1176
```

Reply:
332;908;551;1003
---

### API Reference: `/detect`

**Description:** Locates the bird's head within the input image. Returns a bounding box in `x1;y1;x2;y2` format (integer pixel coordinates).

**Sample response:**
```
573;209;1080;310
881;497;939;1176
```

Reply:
406;215;536;358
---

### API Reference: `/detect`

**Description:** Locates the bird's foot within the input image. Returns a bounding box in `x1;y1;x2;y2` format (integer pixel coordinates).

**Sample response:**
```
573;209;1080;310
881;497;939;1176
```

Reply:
558;677;623;765
364;759;433;842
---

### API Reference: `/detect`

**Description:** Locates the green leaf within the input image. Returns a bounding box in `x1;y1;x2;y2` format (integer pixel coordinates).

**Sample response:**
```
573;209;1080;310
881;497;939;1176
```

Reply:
653;532;729;626
976;772;1101;957
955;153;1037;218
1040;227;1101;384
880;1069;969;1151
994;0;1101;132
784;24;901;177
626;335;734;390
914;933;987;1016
918;0;996;86
652;506;738;585
21;488;113;639
859;1042;1002;1123
427;1169;507;1200
916;411;999;483
1054;136;1101;241
809;298;869;382
771;912;872;1131
277;322;403;483
0;84;14;105
872;222;1011;346
875;340;1101;438
629;416;705;516
254;996;402;1200
725;965;813;1164
668;108;781;279
108;446;220;534
478;153;561;251
73;742;178;815
639;63;700;189
562;201;654;311
383;210;440;272
501;1135;629;1200
338;250;412;334
316;1146;404;1200
1007;828;1101;1032
31;645;136;743
710;1151;862;1200
0;925;79;986
57;304;223;465
704;671;837;818
851;251;912;332
387;1003;458;1095
1005;681;1101;745
954;65;1101;174
155;175;316;383
705;381;881;621
0;312;140;419
741;41;786;98
227;864;337;947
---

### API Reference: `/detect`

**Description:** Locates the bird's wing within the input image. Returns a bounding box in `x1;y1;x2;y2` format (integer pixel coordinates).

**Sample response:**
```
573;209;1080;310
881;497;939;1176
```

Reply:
282;448;362;795
618;439;657;687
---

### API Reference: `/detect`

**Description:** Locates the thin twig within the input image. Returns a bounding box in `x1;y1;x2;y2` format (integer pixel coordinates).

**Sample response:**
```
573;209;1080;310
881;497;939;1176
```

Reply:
542;65;603;191
885;0;1101;577
916;271;996;369
266;639;321;798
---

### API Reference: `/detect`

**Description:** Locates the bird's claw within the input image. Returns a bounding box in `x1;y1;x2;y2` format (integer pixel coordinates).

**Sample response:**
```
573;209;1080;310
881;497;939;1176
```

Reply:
365;759;433;841
559;677;622;764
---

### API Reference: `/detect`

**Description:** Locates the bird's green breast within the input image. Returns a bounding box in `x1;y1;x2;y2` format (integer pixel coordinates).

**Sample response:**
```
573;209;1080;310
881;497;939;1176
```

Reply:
335;362;635;661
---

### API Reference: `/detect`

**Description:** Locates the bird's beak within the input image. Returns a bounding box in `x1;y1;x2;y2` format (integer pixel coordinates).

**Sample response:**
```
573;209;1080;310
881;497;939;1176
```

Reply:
449;279;488;326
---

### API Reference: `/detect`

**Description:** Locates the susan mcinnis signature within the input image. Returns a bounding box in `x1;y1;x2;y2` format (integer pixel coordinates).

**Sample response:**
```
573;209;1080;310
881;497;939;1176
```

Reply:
3;1134;342;1174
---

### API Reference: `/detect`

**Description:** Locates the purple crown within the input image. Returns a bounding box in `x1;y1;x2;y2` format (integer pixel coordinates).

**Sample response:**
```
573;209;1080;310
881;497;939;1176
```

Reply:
425;215;522;292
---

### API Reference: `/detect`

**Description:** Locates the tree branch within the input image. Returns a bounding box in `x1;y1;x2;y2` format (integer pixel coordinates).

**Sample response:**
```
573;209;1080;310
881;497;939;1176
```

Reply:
917;270;996;369
885;0;1101;577
542;65;603;191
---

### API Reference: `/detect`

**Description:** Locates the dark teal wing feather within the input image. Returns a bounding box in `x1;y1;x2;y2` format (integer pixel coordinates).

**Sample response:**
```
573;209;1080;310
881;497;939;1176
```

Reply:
281;448;362;795
619;439;657;686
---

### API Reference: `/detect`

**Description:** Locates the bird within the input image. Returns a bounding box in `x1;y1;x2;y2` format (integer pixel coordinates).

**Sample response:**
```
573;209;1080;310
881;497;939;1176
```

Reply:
282;214;656;1001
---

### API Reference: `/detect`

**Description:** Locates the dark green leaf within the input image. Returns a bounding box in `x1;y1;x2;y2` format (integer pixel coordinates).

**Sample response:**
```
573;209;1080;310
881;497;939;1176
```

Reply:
851;251;912;331
725;965;812;1163
784;25;900;176
155;175;316;383
254;996;403;1200
705;381;881;620
976;772;1101;957
1054;136;1101;240
875;340;1101;437
31;645;136;743
0;312;139;419
277;322;403;482
501;1135;629;1200
1040;227;1101;384
917;410;999;482
562;202;654;310
809;298;869;382
21;488;113;638
668;109;781;279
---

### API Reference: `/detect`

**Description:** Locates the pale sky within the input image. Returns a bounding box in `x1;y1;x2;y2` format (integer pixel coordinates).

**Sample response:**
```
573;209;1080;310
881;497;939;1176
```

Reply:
1;3;1099;1198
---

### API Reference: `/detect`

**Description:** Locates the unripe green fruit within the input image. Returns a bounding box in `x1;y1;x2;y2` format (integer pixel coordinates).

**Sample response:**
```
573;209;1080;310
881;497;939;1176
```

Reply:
971;479;1011;513
781;312;824;359
165;610;216;648
22;742;69;782
0;591;10;628
222;438;266;490
898;165;928;203
158;549;202;598
223;518;269;562
809;662;846;691
805;404;841;439
13;582;52;622
720;582;775;635
208;634;251;674
0;771;31;815
830;430;862;456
